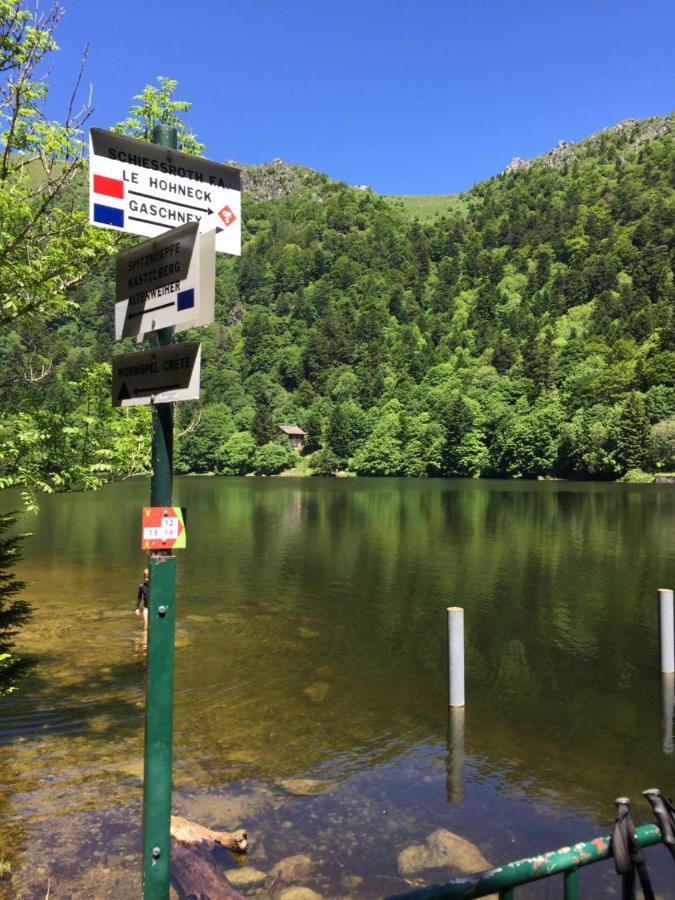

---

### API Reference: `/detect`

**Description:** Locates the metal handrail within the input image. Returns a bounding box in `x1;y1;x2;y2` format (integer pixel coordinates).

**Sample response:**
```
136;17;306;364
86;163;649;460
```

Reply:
388;823;663;899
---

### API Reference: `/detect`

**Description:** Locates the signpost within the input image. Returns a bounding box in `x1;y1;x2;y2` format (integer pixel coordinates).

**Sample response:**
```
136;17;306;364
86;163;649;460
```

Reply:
89;127;242;256
111;342;201;407
90;121;241;900
115;221;215;340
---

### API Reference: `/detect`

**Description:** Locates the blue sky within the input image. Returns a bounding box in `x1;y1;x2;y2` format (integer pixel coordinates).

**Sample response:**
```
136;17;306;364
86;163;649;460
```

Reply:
47;0;674;195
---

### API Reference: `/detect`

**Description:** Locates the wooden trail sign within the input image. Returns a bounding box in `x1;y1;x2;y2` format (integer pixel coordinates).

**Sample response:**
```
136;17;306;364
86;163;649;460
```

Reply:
115;222;215;341
112;341;201;407
89;128;241;255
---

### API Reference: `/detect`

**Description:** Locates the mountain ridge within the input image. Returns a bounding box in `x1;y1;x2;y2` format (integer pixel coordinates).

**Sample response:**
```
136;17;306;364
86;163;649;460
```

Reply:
503;111;674;176
225;111;674;211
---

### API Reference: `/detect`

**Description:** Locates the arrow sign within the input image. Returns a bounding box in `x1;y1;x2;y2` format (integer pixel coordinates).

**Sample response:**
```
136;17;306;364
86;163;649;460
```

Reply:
112;342;201;407
142;506;186;550
128;189;213;215
115;222;215;341
89;128;241;256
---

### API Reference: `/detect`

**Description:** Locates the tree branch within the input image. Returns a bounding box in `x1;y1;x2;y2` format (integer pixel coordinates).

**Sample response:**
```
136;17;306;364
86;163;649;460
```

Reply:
177;411;202;438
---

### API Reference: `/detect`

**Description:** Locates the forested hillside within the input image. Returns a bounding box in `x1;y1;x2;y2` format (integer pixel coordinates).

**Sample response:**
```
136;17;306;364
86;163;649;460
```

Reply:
2;113;674;491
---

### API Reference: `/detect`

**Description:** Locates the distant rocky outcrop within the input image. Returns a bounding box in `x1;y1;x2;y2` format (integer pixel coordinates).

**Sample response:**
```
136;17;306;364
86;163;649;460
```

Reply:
505;139;577;174
600;115;673;150
502;112;674;175
223;157;326;201
503;156;529;174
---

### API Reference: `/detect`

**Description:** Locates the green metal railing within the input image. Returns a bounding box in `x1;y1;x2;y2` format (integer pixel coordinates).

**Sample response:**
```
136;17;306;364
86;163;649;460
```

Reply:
389;823;663;899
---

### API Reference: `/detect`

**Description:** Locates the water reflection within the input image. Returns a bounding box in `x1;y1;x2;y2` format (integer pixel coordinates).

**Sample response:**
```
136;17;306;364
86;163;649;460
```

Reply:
446;707;465;804
133;630;148;670
662;673;674;756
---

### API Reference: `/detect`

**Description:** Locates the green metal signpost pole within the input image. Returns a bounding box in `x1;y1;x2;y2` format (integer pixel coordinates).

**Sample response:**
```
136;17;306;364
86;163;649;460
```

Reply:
142;123;178;900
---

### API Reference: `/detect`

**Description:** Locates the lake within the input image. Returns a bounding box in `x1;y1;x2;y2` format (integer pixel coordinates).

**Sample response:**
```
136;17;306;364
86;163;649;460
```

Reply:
0;477;673;898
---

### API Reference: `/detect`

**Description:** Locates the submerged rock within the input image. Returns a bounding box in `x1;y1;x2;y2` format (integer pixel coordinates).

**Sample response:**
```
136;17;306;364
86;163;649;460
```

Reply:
303;681;330;703
276;888;322;900
223;749;256;763
118;760;144;782
215;612;245;624
227;866;267;886
268;853;314;883
174;629;192;648
49;863;140;899
173;785;272;824
298;627;320;639
398;828;492;876
279;778;333;796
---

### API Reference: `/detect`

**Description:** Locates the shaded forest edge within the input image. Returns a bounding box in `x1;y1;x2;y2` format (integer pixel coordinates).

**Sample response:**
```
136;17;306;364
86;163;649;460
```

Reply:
2;110;674;489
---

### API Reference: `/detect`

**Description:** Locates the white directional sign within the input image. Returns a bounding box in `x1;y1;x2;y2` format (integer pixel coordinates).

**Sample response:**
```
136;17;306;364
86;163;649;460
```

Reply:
112;342;201;407
115;222;215;341
89;128;241;255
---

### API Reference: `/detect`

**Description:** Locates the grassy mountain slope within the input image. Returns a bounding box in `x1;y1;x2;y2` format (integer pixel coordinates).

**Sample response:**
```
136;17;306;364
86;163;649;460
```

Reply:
382;193;468;221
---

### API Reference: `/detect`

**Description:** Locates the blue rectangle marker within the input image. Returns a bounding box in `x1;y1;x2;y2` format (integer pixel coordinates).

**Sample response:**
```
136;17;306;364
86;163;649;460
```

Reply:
177;289;195;311
93;203;124;228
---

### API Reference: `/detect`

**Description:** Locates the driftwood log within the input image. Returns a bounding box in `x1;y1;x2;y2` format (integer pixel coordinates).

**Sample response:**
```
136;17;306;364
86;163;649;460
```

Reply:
170;815;248;900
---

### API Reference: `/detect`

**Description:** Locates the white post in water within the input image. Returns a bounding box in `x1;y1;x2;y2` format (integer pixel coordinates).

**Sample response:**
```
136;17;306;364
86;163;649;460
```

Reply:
659;589;674;674
448;606;465;707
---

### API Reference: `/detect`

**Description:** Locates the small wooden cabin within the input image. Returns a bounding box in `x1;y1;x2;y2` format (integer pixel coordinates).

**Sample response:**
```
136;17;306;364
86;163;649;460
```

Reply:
276;424;307;451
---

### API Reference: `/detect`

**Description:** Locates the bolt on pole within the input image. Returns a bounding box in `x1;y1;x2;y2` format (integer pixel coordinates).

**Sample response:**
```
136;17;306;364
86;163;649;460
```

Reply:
142;123;178;900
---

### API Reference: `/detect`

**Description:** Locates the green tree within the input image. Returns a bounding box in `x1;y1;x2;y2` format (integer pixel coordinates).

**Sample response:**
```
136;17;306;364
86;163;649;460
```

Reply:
326;403;350;461
113;76;204;155
326;400;368;464
253;442;292;475
561;405;619;478
400;412;444;477
0;360;151;510
650;417;675;471
492;395;564;478
0;512;31;695
252;400;275;445
301;408;324;453
0;4;151;507
109;406;152;481
351;408;403;476
440;393;488;477
616;392;651;472
309;447;339;476
175;403;233;473
0;2;115;329
217;430;256;475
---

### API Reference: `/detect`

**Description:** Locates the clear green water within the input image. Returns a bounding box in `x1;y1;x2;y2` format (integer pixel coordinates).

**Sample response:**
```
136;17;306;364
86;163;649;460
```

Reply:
0;477;673;898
